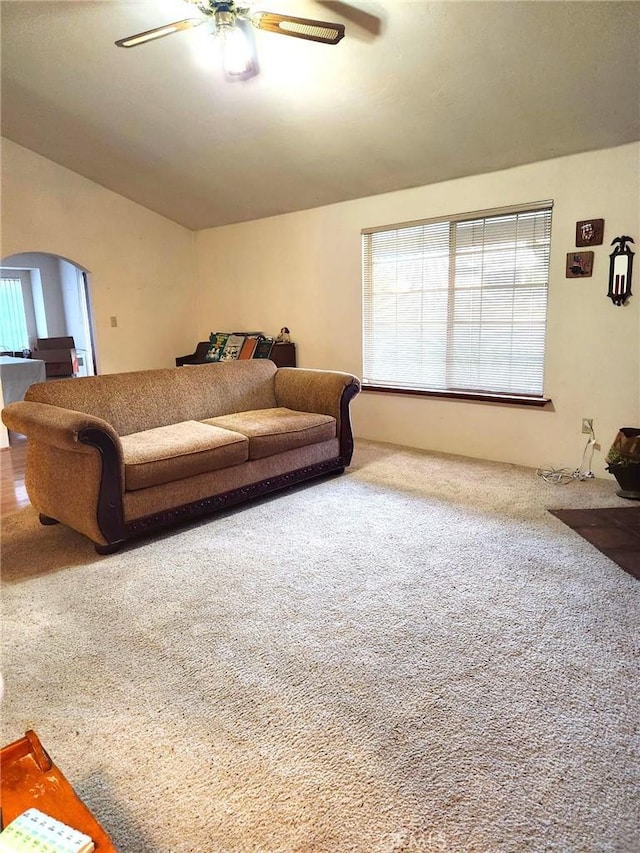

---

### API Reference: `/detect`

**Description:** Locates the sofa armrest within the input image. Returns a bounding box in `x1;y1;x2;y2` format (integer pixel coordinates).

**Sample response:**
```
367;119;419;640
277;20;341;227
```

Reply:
1;401;126;548
274;368;360;418
2;401;121;455
274;368;361;464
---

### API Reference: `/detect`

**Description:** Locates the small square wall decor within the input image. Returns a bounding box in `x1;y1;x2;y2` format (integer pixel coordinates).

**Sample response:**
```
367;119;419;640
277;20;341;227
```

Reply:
576;218;604;246
566;251;594;278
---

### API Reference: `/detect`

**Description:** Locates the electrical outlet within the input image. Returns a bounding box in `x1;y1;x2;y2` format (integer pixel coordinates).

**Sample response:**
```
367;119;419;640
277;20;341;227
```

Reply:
581;418;594;434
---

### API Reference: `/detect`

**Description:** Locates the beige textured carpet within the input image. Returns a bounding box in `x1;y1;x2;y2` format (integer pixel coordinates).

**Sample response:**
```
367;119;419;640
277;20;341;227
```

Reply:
1;441;638;852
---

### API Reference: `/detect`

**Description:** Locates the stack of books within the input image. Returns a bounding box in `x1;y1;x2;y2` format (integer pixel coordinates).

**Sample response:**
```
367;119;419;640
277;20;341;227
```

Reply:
0;808;95;852
205;332;275;362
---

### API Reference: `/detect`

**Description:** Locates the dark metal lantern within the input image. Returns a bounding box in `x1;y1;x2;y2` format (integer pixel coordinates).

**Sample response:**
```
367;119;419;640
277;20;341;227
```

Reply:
608;235;634;306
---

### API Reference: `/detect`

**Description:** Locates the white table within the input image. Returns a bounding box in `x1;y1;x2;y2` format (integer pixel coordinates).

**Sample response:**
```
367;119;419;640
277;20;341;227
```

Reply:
0;356;46;406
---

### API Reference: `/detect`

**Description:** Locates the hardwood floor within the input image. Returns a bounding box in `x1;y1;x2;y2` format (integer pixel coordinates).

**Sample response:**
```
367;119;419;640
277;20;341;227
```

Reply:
0;435;29;516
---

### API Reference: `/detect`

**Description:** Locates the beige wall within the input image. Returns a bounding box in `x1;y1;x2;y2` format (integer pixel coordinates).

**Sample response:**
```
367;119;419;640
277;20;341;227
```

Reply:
1;139;198;376
195;143;640;477
3;138;638;477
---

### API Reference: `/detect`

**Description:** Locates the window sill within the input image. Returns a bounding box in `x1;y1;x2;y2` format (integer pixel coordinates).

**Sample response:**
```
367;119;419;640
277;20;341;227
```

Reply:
362;384;552;408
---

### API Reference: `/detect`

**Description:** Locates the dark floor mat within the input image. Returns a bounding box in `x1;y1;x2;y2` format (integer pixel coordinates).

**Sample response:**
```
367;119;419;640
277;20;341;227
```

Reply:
550;506;640;580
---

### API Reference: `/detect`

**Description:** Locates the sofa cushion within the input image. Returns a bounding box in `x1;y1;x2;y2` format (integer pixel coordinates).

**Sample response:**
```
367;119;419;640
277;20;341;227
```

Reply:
202;408;336;460
121;421;248;491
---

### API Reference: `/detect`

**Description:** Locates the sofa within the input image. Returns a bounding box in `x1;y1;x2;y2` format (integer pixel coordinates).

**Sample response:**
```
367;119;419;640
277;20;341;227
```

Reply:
1;360;360;554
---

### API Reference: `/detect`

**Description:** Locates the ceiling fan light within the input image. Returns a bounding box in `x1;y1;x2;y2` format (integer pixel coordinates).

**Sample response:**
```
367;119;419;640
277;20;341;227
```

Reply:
220;25;254;78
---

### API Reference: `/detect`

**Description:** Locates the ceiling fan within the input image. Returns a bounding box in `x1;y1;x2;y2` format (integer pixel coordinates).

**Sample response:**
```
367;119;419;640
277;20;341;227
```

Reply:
115;0;345;79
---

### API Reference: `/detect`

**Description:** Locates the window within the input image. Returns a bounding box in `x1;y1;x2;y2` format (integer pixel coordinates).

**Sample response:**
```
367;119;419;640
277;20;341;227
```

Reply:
362;201;553;402
0;277;30;353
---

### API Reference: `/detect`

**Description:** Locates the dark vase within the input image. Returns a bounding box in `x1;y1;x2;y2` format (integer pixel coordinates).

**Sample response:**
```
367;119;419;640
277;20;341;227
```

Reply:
608;462;640;500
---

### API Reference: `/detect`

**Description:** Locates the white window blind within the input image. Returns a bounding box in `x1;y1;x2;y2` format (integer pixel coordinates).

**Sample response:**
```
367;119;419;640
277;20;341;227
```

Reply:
362;202;552;398
0;277;30;353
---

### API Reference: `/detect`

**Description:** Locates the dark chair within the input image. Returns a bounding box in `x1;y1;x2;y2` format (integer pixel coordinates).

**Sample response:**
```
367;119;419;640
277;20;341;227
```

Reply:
34;337;78;378
175;342;210;366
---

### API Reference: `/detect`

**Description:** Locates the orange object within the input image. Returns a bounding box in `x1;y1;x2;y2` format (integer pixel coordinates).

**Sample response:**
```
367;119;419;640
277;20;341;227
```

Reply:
0;730;117;851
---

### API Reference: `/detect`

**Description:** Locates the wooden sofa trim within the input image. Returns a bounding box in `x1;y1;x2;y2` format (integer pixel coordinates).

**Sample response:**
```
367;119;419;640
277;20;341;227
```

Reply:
78;427;126;554
338;381;359;466
125;456;345;541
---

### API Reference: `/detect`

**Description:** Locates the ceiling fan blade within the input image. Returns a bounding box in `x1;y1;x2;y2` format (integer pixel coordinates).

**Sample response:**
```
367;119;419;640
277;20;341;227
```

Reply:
315;2;382;38
115;18;204;48
252;12;345;45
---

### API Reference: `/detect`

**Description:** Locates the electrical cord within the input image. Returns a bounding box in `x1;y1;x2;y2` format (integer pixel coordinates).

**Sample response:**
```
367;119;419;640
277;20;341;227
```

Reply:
536;465;577;485
537;426;597;484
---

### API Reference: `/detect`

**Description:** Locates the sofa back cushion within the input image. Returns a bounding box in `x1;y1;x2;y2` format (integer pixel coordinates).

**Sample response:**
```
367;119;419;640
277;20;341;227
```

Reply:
25;359;279;436
175;360;278;423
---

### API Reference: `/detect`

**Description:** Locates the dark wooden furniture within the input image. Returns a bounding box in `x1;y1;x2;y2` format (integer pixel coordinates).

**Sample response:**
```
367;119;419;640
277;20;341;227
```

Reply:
0;730;117;851
176;340;297;367
34;336;78;378
175;341;211;366
270;342;296;367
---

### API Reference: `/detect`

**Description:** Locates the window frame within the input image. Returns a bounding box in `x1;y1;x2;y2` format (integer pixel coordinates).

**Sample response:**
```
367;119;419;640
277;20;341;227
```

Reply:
0;276;30;354
361;201;553;407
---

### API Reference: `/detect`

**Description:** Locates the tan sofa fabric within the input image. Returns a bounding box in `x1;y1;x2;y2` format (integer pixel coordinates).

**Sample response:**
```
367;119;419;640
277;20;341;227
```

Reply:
121;421;248;491
203;408;336;460
124;438;341;522
26;442;107;545
174;360;278;422
2;400;126;518
24;359;279;436
2;400;121;456
274;368;359;426
25;368;192;436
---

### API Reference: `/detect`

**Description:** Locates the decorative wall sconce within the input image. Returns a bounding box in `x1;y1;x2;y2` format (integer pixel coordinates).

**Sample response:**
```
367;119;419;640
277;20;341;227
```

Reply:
608;236;634;306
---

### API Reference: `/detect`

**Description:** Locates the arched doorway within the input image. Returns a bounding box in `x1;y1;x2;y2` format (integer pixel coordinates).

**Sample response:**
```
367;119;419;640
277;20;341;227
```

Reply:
0;252;97;376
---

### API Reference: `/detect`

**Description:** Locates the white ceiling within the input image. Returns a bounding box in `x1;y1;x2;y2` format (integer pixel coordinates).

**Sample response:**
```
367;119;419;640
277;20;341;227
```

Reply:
2;0;639;230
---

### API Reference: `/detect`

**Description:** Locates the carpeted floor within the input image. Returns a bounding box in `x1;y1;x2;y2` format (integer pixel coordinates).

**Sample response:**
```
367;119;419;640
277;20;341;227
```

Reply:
1;440;638;852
